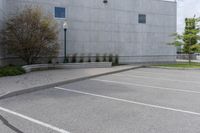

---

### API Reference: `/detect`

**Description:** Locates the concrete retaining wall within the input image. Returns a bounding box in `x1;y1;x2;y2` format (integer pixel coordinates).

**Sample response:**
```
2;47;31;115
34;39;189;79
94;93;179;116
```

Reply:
23;62;112;72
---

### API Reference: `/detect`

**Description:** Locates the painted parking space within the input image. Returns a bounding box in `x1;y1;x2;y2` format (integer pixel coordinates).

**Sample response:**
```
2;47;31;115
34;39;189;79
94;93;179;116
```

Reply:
92;69;200;92
59;79;200;113
0;68;200;133
1;87;200;133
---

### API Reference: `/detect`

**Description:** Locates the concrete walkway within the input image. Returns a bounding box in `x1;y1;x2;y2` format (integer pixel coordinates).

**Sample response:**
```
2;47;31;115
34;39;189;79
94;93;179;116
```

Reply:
0;65;141;99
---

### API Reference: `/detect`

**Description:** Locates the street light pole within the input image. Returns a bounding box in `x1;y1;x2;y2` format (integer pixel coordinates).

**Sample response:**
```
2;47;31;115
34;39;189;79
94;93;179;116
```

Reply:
63;21;68;63
64;28;67;63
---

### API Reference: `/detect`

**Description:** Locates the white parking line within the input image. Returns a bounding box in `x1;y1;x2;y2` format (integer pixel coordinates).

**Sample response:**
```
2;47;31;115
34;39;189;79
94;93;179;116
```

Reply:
114;74;200;85
0;107;70;133
55;87;200;117
92;79;200;94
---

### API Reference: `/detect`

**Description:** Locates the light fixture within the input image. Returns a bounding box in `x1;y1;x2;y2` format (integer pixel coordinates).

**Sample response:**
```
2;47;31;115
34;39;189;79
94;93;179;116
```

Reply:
63;21;68;30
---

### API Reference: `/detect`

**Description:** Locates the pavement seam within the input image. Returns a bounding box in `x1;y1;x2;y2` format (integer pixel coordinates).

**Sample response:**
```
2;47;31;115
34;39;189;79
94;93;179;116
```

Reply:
0;66;143;100
0;115;24;133
0;107;70;133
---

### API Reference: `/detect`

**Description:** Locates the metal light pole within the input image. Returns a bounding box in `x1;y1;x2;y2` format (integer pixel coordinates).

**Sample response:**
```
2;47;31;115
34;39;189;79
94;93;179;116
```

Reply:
63;21;68;63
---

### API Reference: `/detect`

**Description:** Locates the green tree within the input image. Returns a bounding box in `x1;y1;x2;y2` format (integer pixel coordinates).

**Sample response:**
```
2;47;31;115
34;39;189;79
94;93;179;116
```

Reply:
171;17;200;64
1;6;59;64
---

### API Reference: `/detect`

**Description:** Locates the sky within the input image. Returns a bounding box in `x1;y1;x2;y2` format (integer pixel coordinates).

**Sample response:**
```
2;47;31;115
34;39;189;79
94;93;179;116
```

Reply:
176;0;200;33
164;0;200;33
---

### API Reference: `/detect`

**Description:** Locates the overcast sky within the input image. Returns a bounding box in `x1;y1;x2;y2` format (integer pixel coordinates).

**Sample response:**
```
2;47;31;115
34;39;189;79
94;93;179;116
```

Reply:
176;0;200;33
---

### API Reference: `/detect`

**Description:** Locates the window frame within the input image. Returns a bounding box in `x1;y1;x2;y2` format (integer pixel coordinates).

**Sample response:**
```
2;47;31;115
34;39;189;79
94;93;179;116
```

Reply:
138;14;146;24
54;7;66;19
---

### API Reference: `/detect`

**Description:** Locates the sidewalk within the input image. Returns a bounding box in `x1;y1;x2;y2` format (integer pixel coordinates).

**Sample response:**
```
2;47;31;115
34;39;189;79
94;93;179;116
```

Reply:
0;65;141;99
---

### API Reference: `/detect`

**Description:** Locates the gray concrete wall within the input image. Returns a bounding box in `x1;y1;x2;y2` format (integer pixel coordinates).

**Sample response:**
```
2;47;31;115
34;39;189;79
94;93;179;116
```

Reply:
1;0;177;64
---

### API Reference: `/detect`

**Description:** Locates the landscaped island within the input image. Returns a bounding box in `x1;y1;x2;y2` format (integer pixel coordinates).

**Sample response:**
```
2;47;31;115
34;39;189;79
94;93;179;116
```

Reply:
155;63;200;68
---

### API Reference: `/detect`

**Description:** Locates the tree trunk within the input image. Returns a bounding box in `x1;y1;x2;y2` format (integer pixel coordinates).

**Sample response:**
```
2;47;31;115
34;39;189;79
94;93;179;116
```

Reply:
188;38;192;65
188;53;191;65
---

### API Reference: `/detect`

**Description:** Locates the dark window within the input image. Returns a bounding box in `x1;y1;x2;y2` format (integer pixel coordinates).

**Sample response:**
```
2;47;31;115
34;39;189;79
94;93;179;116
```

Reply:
55;7;66;18
138;14;146;24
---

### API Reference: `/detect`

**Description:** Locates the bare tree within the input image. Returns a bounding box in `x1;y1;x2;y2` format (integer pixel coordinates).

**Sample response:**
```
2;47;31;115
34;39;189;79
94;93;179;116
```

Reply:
1;6;59;64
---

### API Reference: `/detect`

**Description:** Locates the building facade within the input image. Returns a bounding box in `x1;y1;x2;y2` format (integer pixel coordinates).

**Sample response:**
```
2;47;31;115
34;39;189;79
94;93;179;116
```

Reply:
0;0;177;65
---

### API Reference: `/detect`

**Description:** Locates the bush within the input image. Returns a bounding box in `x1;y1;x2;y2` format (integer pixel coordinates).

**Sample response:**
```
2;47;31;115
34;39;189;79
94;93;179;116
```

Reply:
88;54;91;62
1;6;59;65
48;60;52;64
0;66;25;77
71;54;77;63
103;53;107;62
63;54;69;63
96;54;100;62
79;54;84;63
109;54;113;62
114;55;119;65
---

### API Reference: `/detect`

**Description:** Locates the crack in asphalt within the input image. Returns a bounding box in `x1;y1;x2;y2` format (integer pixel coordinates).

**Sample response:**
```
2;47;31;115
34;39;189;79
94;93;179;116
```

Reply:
0;115;24;133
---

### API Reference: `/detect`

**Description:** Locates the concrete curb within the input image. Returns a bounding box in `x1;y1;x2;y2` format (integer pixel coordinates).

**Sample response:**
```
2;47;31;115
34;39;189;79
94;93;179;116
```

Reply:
0;66;143;100
147;66;200;70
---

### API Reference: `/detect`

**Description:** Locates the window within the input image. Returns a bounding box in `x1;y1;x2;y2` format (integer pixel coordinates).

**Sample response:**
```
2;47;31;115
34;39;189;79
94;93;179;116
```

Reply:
55;7;66;18
138;14;146;24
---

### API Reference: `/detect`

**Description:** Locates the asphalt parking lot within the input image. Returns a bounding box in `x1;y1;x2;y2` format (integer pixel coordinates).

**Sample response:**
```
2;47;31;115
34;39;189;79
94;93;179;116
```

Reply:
1;68;200;133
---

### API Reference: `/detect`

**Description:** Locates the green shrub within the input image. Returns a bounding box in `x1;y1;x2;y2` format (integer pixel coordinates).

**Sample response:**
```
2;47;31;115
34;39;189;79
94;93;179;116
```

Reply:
0;66;25;77
72;53;77;63
114;54;119;65
109;54;113;62
96;54;100;62
88;54;91;62
103;53;107;62
79;54;84;63
48;60;52;64
63;56;69;63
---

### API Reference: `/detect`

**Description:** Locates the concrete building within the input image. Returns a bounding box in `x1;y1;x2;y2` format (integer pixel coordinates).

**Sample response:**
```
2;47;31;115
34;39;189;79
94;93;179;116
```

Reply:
0;0;177;65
